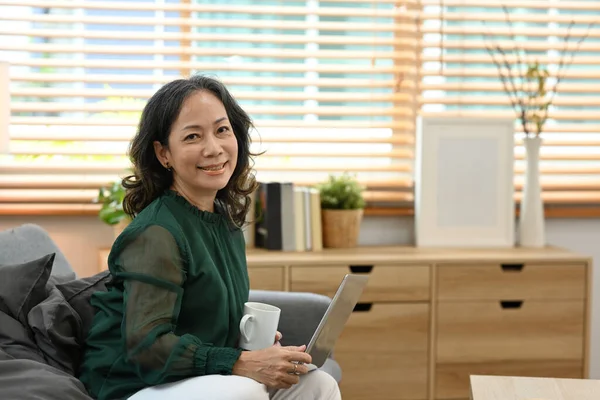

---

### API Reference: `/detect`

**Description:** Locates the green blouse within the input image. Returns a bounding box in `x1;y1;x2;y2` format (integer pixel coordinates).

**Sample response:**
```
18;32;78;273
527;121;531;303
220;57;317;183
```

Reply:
79;190;249;400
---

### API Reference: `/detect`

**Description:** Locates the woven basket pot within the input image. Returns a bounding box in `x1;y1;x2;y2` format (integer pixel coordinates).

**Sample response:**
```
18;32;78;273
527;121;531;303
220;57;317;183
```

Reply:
321;208;364;248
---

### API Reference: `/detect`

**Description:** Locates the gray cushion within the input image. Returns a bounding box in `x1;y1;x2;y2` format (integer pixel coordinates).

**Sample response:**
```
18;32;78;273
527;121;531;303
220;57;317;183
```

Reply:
28;287;82;376
0;311;46;364
0;357;92;400
0;253;54;325
320;358;343;383
57;271;111;343
0;224;76;282
249;290;332;348
248;290;342;382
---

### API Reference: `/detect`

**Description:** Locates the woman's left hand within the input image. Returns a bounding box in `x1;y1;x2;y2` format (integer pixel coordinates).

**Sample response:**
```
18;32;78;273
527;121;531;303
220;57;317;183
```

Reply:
274;331;282;347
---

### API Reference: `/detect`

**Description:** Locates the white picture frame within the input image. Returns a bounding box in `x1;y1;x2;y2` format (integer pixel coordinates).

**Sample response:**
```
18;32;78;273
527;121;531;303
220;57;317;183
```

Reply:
414;116;515;247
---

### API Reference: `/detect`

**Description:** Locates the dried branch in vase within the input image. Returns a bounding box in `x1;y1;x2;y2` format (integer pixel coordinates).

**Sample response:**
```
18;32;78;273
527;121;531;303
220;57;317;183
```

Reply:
481;6;594;138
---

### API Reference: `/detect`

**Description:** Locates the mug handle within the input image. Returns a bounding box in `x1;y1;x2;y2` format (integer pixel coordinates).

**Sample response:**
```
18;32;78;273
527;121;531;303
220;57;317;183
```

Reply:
239;314;254;342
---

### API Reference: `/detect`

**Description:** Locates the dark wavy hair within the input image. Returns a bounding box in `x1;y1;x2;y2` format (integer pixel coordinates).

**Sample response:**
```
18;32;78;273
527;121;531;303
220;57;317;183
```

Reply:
122;75;258;228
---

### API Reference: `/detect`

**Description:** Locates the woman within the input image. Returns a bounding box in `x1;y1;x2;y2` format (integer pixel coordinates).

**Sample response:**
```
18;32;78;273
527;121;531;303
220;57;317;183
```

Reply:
79;76;341;400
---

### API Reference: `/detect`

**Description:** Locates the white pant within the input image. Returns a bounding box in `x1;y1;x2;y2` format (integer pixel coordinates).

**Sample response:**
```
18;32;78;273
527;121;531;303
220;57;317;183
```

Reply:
128;370;341;400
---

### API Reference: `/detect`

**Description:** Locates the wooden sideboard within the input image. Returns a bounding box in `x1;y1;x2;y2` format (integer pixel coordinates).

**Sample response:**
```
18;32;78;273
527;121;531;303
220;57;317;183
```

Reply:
98;246;592;400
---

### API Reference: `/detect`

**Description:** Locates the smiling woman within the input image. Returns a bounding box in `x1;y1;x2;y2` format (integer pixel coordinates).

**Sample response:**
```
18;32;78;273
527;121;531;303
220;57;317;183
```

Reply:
153;93;239;213
78;75;342;400
122;75;257;228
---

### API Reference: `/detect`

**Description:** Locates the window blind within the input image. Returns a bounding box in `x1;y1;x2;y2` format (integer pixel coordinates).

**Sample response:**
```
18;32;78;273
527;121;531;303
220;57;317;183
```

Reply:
0;0;421;214
420;0;600;206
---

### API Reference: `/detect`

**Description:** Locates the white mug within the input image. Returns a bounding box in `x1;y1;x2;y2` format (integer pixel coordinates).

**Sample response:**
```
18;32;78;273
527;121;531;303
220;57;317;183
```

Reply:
238;302;281;351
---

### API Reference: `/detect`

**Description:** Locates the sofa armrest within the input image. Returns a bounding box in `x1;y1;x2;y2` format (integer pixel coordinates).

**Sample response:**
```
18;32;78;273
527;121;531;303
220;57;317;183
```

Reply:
248;290;330;348
248;290;343;383
0;224;76;282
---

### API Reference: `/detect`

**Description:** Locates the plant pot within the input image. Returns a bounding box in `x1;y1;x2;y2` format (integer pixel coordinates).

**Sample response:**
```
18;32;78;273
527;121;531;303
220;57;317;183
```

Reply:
321;209;363;248
112;219;130;239
519;136;545;247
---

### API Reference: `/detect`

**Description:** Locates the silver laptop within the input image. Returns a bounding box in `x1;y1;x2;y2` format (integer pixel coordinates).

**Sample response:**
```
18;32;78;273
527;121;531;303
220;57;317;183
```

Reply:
303;274;369;370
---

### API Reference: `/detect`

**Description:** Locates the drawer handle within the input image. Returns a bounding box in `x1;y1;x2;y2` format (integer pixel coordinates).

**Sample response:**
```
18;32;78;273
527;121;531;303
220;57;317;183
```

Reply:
349;265;373;274
501;263;524;272
353;303;373;312
500;301;523;309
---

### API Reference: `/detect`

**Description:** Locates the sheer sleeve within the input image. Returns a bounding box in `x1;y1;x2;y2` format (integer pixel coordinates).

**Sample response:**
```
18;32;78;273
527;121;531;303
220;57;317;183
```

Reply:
115;225;242;385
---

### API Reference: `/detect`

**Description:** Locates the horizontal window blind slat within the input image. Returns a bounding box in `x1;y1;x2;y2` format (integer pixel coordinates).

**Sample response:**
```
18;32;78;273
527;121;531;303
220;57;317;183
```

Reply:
2;189;598;206
421;110;600;121
515;166;600;175
1;163;412;174
0;203;102;215
4;163;595;176
0;175;413;190
10;102;414;117
10;132;414;145
8;147;414;158
10;117;414;130
421;11;598;24
422;69;600;80
0;189;416;205
515;192;600;204
423;54;600;66
10;74;412;89
14;53;600;72
422;96;600;107
422;82;600;94
0;43;416;60
10;88;414;103
423;40;600;53
4;175;598;192
421;0;600;11
421;25;600;38
0;28;416;46
9;148;596;161
0;1;414;18
7;59;414;74
0;15;405;32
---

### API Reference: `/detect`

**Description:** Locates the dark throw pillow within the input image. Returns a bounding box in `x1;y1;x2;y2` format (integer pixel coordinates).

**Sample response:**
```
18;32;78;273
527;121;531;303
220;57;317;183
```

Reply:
0;253;55;325
57;271;111;342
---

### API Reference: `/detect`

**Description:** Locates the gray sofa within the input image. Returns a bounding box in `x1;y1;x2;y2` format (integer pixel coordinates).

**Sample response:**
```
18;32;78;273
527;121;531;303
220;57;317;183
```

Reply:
0;223;341;399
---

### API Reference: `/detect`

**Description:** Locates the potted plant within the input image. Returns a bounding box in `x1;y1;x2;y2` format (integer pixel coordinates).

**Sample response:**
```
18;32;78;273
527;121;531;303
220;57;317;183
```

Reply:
95;180;130;238
316;173;366;248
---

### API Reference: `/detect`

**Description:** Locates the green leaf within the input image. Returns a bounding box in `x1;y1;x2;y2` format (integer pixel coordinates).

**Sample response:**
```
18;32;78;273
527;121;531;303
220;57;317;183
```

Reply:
315;173;366;210
96;180;129;225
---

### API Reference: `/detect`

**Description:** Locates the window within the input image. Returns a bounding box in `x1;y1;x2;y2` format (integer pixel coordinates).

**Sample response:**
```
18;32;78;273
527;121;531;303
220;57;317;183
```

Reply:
2;0;597;216
421;0;600;207
0;0;419;213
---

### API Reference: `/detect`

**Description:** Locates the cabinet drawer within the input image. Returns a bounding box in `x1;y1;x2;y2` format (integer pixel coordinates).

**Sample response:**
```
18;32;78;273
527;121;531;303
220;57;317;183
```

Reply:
437;263;586;301
435;300;585;399
335;303;429;400
291;264;430;302
248;267;284;291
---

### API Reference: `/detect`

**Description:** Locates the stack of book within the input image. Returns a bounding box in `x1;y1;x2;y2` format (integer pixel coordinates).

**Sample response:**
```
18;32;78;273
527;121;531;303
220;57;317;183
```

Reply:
243;182;323;252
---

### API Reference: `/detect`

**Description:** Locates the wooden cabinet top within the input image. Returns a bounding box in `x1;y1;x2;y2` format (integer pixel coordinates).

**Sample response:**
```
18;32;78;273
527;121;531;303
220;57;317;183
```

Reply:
246;245;592;267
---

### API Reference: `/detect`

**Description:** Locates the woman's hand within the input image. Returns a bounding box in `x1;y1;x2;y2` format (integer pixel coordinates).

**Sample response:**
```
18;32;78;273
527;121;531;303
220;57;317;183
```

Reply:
232;345;312;389
274;331;282;347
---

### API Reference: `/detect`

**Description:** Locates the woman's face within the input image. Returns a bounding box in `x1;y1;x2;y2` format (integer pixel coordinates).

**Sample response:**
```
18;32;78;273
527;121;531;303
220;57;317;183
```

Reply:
154;90;239;198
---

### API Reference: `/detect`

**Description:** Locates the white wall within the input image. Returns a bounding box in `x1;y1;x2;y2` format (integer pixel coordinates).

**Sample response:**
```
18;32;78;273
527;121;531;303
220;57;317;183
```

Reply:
1;215;599;377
